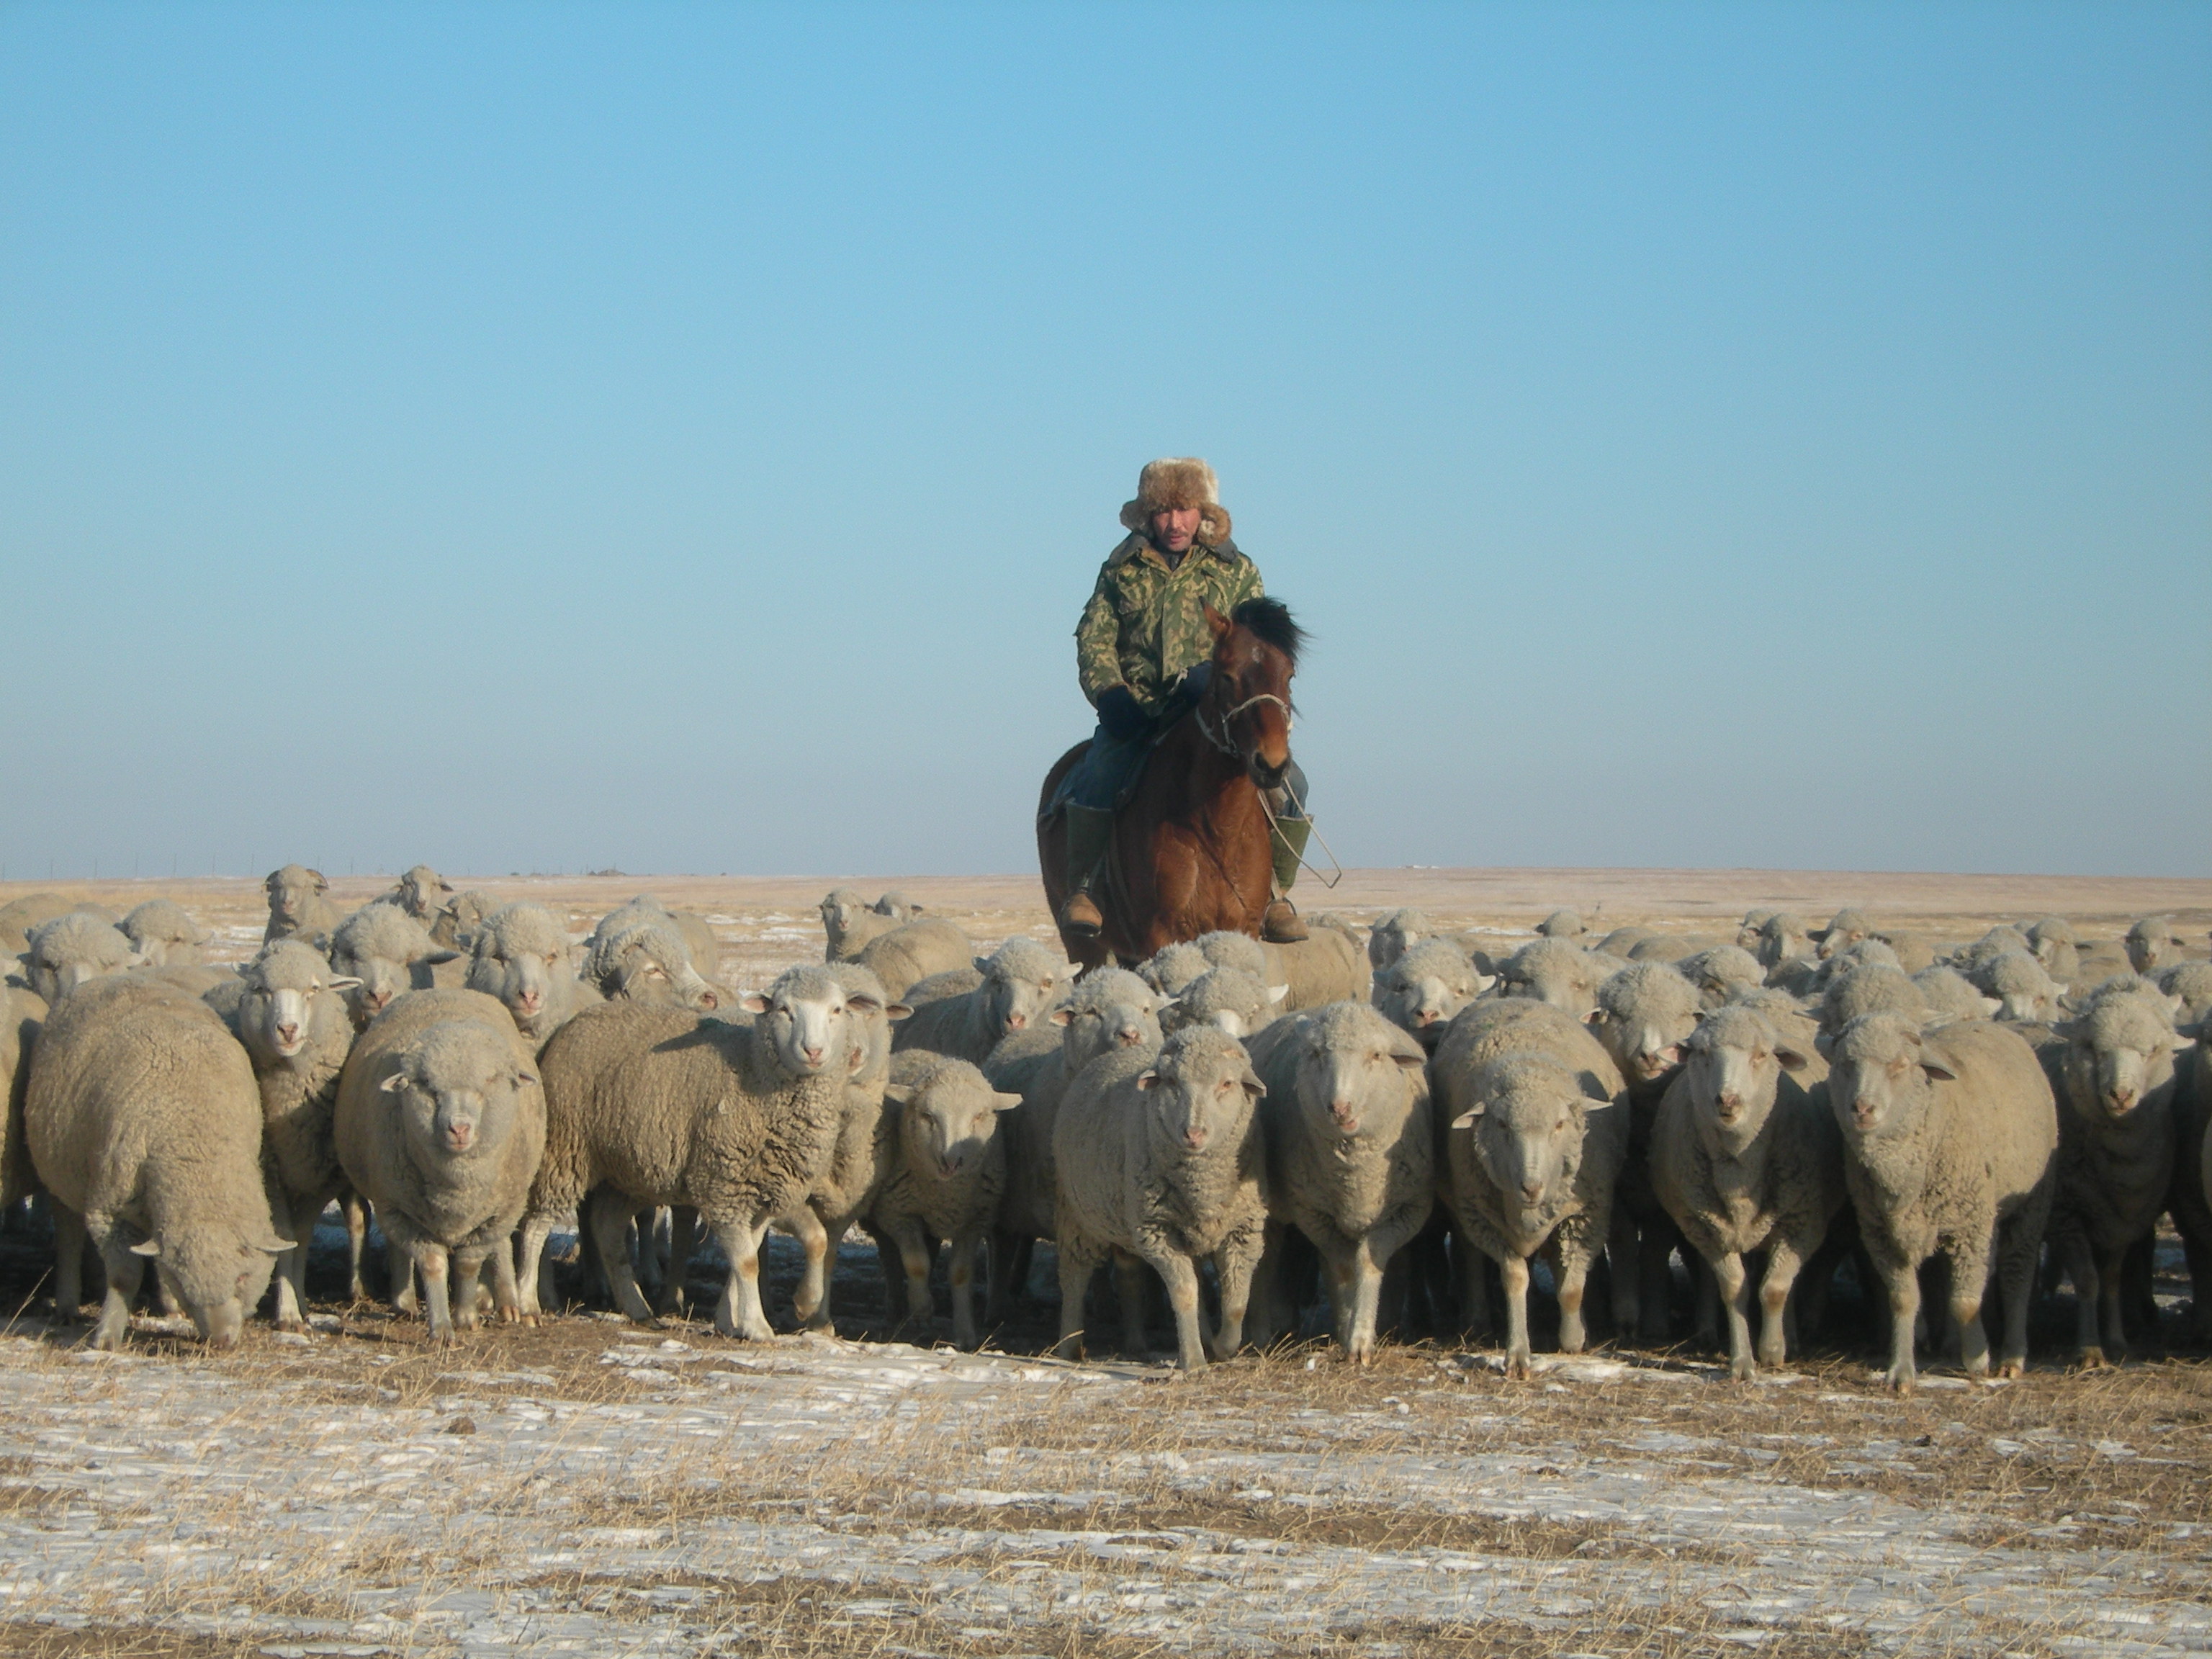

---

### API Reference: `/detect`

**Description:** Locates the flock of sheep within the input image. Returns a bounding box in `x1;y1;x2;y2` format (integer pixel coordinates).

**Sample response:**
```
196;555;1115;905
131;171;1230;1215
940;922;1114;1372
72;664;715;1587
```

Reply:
2;868;2208;1395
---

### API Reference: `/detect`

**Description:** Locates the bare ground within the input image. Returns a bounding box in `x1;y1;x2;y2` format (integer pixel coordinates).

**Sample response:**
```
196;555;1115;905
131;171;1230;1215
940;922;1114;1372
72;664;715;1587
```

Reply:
2;869;2209;1656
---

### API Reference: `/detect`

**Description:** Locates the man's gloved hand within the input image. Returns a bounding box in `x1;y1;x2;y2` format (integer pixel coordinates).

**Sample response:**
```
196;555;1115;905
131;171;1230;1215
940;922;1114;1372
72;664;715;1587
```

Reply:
1174;662;1213;703
1095;686;1148;742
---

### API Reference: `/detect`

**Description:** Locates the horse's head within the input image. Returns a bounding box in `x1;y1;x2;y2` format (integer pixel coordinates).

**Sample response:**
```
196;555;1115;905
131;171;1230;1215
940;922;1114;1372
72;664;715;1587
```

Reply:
1201;598;1303;791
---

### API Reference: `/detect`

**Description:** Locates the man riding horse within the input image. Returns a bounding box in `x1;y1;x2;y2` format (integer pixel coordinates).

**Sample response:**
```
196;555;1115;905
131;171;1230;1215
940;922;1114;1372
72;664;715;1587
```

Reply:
1052;457;1313;946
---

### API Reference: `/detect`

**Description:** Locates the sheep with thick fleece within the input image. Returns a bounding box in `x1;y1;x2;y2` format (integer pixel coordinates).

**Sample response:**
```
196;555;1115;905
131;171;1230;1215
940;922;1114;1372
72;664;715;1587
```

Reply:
469;902;615;1050
1676;945;1763;1010
387;864;454;924
1913;965;2002;1024
869;1051;1020;1349
1;986;46;1210
120;899;210;968
1246;1003;1433;1360
2026;917;2082;983
1949;926;2033;976
1138;940;1210;997
1596;925;1653;960
521;966;868;1338
855;918;979;1000
1825;1012;2057;1390
774;962;910;1331
1735;910;1776;951
1970;950;2067;1025
1164;966;1287;1040
1873;931;1936;974
1813;908;1875;960
1537;909;1587;940
1587;963;1704;1339
1370;940;1492;1052
1052;1026;1269;1370
329;902;450;1027
2158;962;2212;1033
1430;998;1630;1375
579;912;719;1017
0;894;78;956
1627;934;1722;965
19;912;138;1003
892;937;1069;1064
1495;938;1619;1020
428;889;495;950
2040;985;2196;1364
262;865;343;945
986;968;1166;1315
588;895;721;980
335;989;547;1340
1754;912;1815;971
901;966;986;1005
1262;926;1371;1012
233;940;363;1326
1653;1003;1847;1378
2126;916;2191;976
1817;963;1930;1041
819;889;904;961
1368;907;1434;972
26;975;288;1349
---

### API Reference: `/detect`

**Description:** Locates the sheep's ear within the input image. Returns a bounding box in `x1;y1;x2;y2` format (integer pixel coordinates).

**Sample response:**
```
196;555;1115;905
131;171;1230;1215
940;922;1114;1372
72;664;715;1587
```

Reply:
1977;996;2003;1017
307;869;328;891
1773;1043;1809;1073
974;956;991;975
425;950;462;966
379;1071;410;1092
1920;1058;1958;1082
1449;1104;1485;1128
1050;1007;1074;1027
991;1091;1024;1112
328;975;364;992
1390;1048;1426;1070
513;1070;539;1089
881;1084;914;1107
1813;1028;1836;1059
129;1238;162;1259
1135;1070;1159;1091
256;1236;295;1256
1267;984;1289;1005
1471;973;1497;994
847;992;882;1013
740;992;770;1015
885;1002;912;1022
1582;1007;1604;1025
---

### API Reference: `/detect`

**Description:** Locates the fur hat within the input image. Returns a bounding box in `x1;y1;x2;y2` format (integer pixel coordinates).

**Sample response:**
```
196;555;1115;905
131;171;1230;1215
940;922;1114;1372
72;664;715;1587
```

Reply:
1120;457;1233;546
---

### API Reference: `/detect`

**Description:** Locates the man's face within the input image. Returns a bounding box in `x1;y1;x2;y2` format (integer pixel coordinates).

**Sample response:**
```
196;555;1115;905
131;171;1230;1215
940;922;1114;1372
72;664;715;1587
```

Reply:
1149;505;1201;554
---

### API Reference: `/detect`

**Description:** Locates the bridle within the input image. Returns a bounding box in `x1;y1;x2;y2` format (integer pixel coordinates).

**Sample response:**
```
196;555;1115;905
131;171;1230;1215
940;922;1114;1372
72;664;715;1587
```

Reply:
1196;691;1292;760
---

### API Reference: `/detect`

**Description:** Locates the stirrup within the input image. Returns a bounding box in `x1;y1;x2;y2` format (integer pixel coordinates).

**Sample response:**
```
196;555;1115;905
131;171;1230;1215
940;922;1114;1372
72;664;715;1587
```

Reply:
1262;897;1308;944
1060;889;1105;940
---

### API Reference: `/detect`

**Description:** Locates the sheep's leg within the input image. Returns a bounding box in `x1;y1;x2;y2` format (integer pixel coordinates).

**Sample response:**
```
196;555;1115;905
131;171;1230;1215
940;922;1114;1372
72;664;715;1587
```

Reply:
710;1216;775;1342
1112;1251;1151;1359
1604;1208;1640;1340
514;1216;555;1321
654;1207;696;1317
1635;1221;1673;1341
415;1242;456;1342
984;1228;1023;1325
154;1264;183;1318
274;1192;321;1331
1689;1252;1719;1349
1142;1249;1206;1372
2057;1230;2105;1367
1711;1249;1754;1380
1244;1220;1288;1352
1555;1236;1594;1356
343;1192;370;1301
388;1239;418;1315
788;1205;833;1329
1053;1236;1102;1360
871;1226;907;1325
1210;1226;1263;1362
1990;1210;2042;1380
1879;1253;1921;1393
948;1228;982;1351
52;1201;87;1319
886;1217;936;1339
1343;1238;1389;1364
450;1248;489;1331
2096;1241;2131;1363
486;1239;522;1324
1499;1253;1533;1378
89;1233;145;1352
589;1192;660;1326
1457;1234;1492;1339
1757;1241;1808;1370
1947;1239;1993;1377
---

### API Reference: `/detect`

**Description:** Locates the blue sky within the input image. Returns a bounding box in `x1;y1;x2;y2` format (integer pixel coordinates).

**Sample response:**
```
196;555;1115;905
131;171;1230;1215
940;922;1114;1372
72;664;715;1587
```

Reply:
3;2;2206;881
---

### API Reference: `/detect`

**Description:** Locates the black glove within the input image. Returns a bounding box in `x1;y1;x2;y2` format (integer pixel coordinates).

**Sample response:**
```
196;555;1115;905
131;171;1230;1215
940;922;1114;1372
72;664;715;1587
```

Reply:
1095;685;1148;742
1174;661;1213;703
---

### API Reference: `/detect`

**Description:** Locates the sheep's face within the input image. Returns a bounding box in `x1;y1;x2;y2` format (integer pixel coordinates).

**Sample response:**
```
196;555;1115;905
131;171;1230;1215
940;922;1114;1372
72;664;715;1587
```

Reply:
1449;1055;1589;1225
1815;913;1871;961
890;1071;1020;1180
747;970;871;1078
1374;947;1487;1047
383;1025;536;1158
397;866;450;921
124;906;207;968
242;943;357;1061
2163;965;2212;1032
135;1228;287;1348
1681;1008;1806;1154
1826;1014;1945;1141
2125;925;2180;976
1735;912;1773;953
1499;945;1603;1020
1756;915;1811;970
330;913;436;1023
264;867;327;929
599;925;717;1012
1283;1006;1424;1140
2063;1000;2188;1120
1588;968;1700;1084
23;916;135;1003
1139;944;1208;997
1053;986;1163;1069
1820;966;1925;1039
1138;1030;1264;1155
979;952;1064;1039
1367;914;1423;972
1161;968;1282;1041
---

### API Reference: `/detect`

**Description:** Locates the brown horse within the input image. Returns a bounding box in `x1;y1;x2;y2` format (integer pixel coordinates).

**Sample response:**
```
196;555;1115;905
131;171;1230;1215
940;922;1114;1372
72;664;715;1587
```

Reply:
1038;598;1303;970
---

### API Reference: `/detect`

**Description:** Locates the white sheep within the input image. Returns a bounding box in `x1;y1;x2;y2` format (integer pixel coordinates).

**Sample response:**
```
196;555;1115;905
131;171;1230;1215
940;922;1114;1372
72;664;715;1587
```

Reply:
1586;963;1704;1341
855;918;979;1000
1367;907;1434;972
0;893;80;956
232;940;364;1328
1812;907;1875;961
334;989;547;1340
1246;1002;1433;1361
1753;912;1815;971
1429;998;1630;1375
472;902;612;1049
19;912;138;1002
819;889;904;961
1825;1012;2057;1391
891;938;1069;1064
1494;938;1621;1020
2158;961;2212;1033
869;1051;1021;1349
2025;916;2081;983
119;899;210;967
428;889;496;950
578;912;720;1015
1651;1002;1846;1379
1675;945;1764;1010
1162;966;1288;1040
387;864;454;924
1;985;48;1211
262;864;343;946
1370;940;1491;1051
25;974;288;1348
1137;940;1211;996
1912;965;2003;1025
2126;916;2191;976
1051;1026;1269;1370
1969;950;2067;1025
329;902;451;1027
1537;909;1588;940
588;894;721;980
519;966;868;1339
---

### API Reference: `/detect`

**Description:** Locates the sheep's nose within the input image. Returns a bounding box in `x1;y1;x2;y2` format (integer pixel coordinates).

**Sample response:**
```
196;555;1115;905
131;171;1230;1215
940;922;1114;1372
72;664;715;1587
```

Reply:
1006;1013;1027;1030
1415;1008;1439;1026
1116;1027;1143;1046
801;1044;824;1066
1519;1180;1544;1204
274;1022;300;1046
1184;1129;1208;1151
2108;1087;2136;1110
444;1123;476;1151
697;989;719;1010
1330;1099;1357;1128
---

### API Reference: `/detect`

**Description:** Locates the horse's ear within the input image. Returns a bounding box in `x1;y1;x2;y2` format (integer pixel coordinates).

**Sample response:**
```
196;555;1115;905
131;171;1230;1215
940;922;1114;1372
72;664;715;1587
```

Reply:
1204;603;1231;641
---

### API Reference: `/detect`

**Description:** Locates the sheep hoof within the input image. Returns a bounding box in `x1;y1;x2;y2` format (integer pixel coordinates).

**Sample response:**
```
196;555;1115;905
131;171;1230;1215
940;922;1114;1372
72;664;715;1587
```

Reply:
1503;1355;1532;1381
1996;1358;2028;1379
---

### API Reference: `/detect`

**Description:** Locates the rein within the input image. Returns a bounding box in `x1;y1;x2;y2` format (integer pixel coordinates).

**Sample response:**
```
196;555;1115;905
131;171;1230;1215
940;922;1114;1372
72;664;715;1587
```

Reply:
1195;691;1292;759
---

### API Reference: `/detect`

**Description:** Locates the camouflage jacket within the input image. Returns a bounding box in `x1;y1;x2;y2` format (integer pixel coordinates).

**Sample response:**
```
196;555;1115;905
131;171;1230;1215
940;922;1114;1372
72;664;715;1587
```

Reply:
1074;534;1264;716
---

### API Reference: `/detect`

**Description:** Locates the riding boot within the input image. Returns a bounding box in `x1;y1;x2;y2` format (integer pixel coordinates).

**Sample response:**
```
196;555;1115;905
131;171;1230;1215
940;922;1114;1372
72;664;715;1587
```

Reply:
1058;805;1114;938
1263;816;1313;944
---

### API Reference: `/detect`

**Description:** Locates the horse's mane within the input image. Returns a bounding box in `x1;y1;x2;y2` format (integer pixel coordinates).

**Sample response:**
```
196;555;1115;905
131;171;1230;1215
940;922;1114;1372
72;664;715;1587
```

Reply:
1231;597;1305;669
